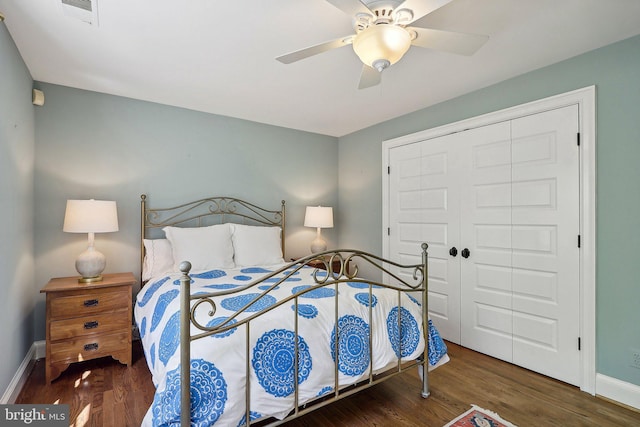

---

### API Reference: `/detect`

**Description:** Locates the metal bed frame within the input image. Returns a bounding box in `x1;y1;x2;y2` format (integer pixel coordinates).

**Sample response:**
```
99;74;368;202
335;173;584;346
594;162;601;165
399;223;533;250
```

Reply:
140;195;430;426
141;194;286;281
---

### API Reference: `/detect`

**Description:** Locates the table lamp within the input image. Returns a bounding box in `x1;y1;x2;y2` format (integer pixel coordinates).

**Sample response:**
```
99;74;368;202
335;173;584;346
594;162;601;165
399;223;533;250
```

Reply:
63;199;119;283
304;206;333;253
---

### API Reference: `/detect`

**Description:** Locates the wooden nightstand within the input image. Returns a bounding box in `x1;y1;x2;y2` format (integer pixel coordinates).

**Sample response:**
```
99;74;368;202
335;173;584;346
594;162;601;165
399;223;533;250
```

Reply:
294;257;351;275
40;272;135;383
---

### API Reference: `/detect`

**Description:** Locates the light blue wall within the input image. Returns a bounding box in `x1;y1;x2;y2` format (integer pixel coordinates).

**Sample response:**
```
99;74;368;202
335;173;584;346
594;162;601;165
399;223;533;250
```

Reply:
33;83;338;341
0;22;35;396
3;14;639;397
338;34;640;386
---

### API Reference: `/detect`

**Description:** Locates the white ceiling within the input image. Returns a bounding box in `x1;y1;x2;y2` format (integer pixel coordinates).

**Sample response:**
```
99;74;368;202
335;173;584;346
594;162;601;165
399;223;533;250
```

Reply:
2;0;640;137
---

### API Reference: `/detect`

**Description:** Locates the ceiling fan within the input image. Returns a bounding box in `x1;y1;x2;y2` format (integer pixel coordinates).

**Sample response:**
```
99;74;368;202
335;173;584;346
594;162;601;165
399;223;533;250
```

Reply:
276;0;489;89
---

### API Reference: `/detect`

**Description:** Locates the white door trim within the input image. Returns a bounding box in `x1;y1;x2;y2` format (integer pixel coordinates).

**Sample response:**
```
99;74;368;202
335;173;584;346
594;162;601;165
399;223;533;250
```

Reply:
382;86;596;394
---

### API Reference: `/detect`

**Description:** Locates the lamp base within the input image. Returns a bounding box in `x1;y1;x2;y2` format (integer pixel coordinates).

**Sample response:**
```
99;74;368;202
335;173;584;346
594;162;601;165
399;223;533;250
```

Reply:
76;246;106;284
310;236;327;253
78;275;103;284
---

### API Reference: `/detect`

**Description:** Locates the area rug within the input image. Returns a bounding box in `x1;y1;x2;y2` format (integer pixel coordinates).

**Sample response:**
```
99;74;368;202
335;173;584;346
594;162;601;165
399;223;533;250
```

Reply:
443;405;518;427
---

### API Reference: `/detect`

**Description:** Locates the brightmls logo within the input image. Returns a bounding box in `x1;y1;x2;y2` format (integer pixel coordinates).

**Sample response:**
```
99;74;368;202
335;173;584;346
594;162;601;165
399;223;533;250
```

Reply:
4;407;45;423
0;405;68;426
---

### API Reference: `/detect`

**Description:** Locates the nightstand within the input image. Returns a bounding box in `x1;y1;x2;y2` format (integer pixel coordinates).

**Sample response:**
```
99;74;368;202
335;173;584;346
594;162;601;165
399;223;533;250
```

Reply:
40;272;135;383
294;257;351;275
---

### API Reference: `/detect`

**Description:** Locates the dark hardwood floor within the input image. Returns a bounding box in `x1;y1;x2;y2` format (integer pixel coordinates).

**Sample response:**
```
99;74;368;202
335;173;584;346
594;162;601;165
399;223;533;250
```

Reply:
16;340;640;426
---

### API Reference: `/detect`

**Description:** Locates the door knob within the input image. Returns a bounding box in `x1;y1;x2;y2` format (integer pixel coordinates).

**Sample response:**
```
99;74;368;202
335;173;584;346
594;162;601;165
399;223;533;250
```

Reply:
461;248;470;258
449;247;458;257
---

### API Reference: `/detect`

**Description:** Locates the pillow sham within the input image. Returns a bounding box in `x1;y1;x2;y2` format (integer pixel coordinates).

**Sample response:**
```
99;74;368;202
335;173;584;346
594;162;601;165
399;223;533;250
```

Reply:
163;224;235;271
231;224;284;266
142;238;174;281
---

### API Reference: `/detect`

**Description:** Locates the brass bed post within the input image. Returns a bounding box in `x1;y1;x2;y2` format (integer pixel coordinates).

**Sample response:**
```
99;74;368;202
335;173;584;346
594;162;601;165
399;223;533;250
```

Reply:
179;261;192;427
140;194;147;282
280;200;286;257
421;242;430;398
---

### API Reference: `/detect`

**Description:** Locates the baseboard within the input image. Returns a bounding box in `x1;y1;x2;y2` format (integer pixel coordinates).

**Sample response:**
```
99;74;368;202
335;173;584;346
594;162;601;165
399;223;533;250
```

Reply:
0;341;45;404
596;373;640;411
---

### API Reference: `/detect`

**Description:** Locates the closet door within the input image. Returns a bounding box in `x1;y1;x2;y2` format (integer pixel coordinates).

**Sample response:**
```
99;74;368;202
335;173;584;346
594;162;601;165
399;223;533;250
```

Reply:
388;135;461;343
385;95;589;388
458;107;580;384
510;105;580;385
459;122;514;362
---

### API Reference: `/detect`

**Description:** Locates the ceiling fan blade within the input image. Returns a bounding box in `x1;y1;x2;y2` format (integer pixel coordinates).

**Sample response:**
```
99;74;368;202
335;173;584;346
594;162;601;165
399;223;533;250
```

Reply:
358;65;381;89
396;0;453;24
325;0;372;17
276;36;353;64
409;27;488;55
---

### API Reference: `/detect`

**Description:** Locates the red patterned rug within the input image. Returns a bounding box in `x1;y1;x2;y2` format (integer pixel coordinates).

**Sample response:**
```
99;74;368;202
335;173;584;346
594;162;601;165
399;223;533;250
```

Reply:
444;405;518;427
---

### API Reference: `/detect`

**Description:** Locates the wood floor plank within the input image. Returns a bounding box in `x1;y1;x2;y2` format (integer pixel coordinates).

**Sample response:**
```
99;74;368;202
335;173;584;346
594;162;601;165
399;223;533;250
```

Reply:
15;341;640;426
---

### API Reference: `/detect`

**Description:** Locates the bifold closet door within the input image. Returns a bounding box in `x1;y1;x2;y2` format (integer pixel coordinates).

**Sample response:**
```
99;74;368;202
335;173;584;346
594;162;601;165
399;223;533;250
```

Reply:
459;106;580;385
388;135;462;343
510;105;580;386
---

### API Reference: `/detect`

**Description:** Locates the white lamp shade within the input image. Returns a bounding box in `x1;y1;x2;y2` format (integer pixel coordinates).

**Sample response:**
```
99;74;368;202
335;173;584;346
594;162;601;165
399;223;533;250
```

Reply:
304;206;334;228
352;24;412;68
63;200;119;233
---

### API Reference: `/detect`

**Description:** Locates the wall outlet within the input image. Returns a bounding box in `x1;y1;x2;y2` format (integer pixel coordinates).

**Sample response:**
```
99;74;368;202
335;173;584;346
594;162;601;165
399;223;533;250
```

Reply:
631;349;640;369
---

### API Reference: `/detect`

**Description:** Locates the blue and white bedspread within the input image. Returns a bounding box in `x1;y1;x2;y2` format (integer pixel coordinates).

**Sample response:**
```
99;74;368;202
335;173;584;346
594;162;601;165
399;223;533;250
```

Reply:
135;264;449;427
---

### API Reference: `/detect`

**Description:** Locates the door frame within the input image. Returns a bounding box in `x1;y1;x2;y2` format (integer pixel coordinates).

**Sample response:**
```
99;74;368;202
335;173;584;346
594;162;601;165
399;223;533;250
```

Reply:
382;86;596;394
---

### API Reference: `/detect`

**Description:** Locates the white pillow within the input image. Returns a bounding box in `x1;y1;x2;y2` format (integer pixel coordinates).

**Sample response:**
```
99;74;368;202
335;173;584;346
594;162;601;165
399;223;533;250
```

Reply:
163;224;235;271
142;238;174;281
231;224;284;266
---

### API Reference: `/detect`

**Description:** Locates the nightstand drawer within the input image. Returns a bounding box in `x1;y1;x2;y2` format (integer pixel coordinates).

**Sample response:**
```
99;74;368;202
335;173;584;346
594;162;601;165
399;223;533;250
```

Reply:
49;309;130;341
50;287;129;319
49;331;130;364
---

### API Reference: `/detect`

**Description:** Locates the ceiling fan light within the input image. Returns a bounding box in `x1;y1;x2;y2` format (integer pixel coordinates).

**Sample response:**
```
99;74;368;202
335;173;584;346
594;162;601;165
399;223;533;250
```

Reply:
352;24;412;69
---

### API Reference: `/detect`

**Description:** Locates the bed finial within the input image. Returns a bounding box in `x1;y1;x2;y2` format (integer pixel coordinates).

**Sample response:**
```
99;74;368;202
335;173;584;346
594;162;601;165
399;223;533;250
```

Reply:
421;242;429;252
179;261;192;274
141;194;147;201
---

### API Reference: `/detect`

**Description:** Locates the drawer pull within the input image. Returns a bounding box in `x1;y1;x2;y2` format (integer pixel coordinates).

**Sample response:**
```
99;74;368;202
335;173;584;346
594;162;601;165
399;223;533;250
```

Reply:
84;321;99;329
83;299;99;307
84;343;99;351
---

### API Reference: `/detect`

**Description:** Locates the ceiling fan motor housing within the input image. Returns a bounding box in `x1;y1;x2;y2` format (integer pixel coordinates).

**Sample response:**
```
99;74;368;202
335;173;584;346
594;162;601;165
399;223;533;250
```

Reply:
362;0;406;16
354;0;411;30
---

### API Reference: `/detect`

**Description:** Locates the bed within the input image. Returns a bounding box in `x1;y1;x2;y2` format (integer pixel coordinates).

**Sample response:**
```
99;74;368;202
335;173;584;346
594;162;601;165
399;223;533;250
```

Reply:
135;195;448;426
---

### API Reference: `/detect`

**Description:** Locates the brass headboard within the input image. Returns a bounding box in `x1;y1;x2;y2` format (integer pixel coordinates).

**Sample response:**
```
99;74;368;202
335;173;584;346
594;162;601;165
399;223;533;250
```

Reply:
140;194;286;280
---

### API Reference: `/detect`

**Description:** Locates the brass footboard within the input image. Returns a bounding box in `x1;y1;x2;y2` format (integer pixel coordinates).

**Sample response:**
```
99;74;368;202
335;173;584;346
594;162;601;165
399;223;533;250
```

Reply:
177;244;430;426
